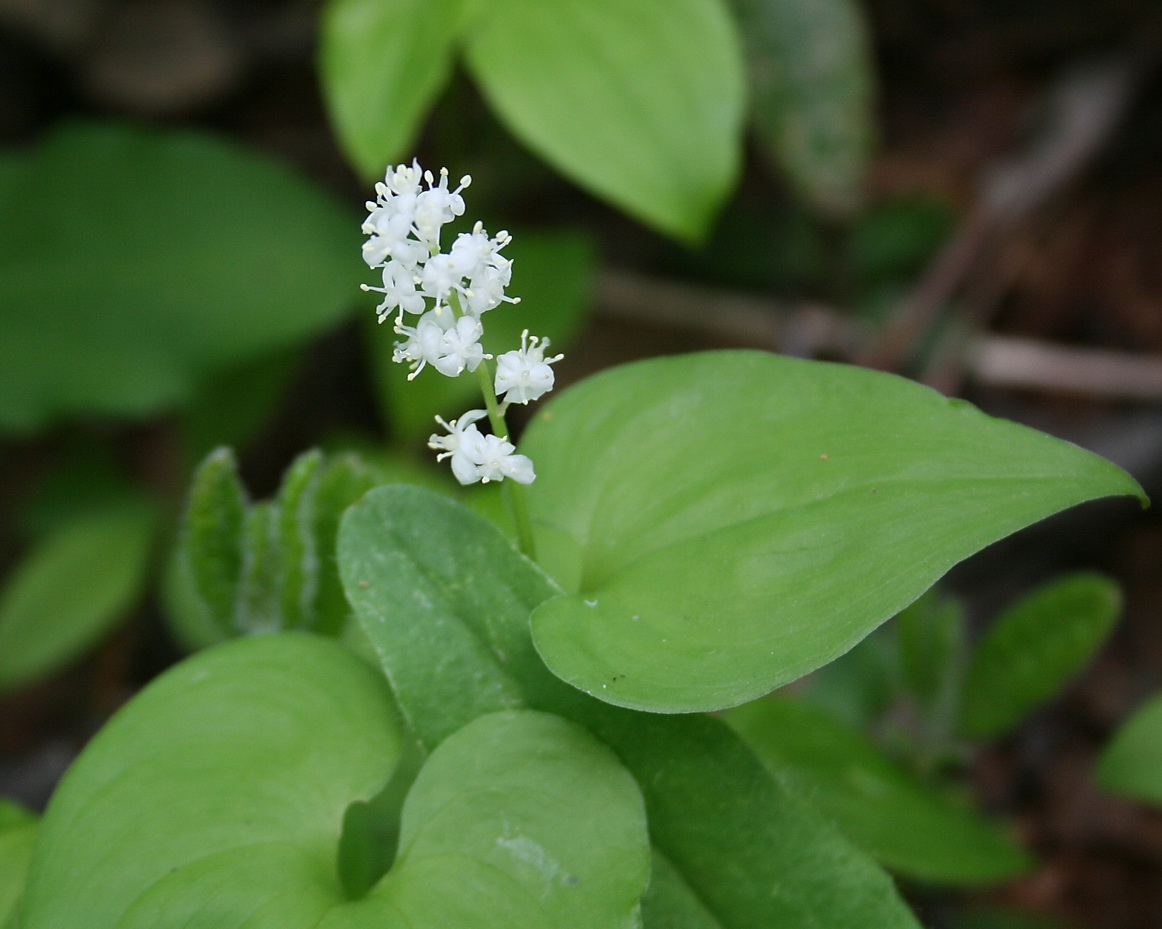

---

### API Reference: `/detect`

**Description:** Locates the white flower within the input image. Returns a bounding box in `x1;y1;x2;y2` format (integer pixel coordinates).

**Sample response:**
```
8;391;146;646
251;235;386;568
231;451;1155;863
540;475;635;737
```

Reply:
428;411;535;485
392;311;445;378
364;260;425;321
494;331;563;405
413;168;469;247
433;315;488;377
473;433;535;484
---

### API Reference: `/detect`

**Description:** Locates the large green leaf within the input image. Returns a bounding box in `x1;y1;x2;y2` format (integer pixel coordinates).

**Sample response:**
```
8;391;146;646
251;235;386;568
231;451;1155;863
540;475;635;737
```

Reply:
350;709;649;929
519;351;1144;713
18;633;647;929
319;0;466;177
0;498;157;692
339;486;922;929
959;573;1122;739
462;0;746;242
0;121;359;433
732;0;876;216
19;635;403;929
1096;691;1162;807
725;694;1032;884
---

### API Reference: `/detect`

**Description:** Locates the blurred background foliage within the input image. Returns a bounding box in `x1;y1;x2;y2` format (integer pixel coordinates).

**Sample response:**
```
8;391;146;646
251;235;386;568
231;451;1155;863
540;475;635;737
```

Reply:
2;0;1162;926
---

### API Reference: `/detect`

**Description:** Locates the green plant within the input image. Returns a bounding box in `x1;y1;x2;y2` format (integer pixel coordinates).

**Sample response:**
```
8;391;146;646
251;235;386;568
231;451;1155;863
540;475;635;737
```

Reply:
2;161;1145;929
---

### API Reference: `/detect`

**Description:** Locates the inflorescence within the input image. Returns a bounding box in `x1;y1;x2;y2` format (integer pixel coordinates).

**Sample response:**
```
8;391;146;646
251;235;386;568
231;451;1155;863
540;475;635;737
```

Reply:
361;161;561;485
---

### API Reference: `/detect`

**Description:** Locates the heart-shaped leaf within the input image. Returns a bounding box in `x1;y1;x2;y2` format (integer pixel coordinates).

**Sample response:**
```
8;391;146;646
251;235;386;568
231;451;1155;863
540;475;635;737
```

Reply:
339;486;922;929
19;634;403;929
462;0;746;242
519;350;1144;712
19;631;648;928
355;709;649;929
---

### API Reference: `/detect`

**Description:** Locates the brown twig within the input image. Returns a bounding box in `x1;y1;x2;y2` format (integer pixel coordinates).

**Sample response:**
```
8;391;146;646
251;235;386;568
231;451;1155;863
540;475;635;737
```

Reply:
596;268;1162;403
857;55;1145;373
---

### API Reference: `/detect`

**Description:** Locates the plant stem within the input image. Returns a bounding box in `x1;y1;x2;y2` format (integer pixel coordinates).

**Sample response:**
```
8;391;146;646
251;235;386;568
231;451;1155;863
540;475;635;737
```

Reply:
474;360;537;561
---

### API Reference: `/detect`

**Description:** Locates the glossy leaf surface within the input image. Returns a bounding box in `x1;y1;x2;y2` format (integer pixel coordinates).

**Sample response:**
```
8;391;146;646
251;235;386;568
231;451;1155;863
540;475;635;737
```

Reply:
726;694;1032;884
0;498;157;692
959;573;1122;739
339;486;922;929
463;0;746;241
0;122;357;433
519;351;1144;712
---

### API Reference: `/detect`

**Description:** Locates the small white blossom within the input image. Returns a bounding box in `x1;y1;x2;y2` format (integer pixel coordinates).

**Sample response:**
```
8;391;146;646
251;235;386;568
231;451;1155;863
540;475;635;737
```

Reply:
433;315;488;377
494;331;563;405
392;311;445;378
428;411;535;485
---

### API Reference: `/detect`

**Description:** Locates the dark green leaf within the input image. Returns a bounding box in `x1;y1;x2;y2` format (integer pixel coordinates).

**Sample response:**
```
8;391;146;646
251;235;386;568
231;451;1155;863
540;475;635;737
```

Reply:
896;589;966;710
0;498;157;692
734;0;877;216
1096;691;1162;807
960;573;1122;739
463;0;746;241
0;800;36;927
319;0;466;177
726;694;1032;884
0;121;358;433
518;351;1144;713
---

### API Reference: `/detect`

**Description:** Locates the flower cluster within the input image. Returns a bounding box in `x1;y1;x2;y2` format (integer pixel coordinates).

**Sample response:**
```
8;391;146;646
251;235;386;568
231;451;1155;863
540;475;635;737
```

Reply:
361;161;562;485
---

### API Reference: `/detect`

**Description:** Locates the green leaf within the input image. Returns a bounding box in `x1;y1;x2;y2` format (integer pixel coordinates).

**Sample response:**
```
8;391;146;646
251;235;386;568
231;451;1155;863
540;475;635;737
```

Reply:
339;486;561;750
339;486;922;929
18;634;404;929
19;633;647;929
462;0;746;242
237;501;284;634
0;121;359;433
725;694;1032;884
358;710;649;929
0;800;36;928
896;589;966;710
519;351;1144;713
0;498;157;692
311;453;389;636
959;573;1122;739
639;848;722;929
277;450;326;631
366;227;594;443
319;0;466;177
1096;691;1162;807
169;448;248;645
733;0;877;217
